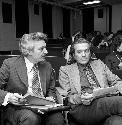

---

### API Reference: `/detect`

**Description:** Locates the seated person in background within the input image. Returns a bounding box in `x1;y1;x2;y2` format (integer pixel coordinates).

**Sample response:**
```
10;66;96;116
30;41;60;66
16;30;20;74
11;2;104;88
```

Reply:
105;33;122;79
59;37;122;125
97;32;114;49
58;32;65;39
92;31;103;47
0;32;65;125
97;32;110;49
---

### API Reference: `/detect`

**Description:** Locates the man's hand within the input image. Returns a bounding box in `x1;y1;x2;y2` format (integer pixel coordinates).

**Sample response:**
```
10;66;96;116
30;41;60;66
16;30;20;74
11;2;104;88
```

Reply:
81;93;93;100
81;93;94;105
68;94;82;104
8;93;23;105
46;96;56;102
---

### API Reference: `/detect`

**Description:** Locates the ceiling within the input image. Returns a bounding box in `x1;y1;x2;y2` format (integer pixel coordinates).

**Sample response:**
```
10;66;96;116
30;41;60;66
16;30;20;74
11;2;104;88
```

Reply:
40;0;122;10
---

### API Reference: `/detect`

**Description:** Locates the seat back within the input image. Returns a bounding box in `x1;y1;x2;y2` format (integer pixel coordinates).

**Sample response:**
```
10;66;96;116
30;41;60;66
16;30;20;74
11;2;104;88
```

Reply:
46;56;67;86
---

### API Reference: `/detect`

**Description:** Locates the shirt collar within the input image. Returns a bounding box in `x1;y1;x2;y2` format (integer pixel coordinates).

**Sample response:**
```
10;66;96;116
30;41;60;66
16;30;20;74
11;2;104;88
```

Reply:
24;57;34;73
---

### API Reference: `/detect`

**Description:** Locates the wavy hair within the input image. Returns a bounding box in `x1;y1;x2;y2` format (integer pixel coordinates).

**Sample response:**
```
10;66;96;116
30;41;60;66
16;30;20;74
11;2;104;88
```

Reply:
19;32;47;56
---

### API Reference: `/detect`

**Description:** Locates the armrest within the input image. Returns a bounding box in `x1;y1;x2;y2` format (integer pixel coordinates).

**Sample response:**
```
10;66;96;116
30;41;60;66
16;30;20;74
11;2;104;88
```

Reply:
55;87;70;124
56;87;67;104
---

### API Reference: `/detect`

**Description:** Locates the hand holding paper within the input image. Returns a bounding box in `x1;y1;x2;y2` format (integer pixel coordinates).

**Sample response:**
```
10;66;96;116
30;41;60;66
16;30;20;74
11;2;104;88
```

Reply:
46;96;55;102
81;93;94;105
80;86;118;105
8;93;24;105
93;86;118;98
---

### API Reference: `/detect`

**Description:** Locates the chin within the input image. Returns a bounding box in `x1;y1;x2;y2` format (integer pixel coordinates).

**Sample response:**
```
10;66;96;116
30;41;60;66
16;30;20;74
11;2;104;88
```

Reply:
81;62;88;65
39;59;45;62
79;60;89;65
36;58;45;63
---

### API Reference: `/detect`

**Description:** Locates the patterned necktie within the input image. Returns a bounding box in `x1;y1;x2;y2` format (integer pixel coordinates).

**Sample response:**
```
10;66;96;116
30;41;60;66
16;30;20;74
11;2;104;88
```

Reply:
85;66;99;90
32;64;43;96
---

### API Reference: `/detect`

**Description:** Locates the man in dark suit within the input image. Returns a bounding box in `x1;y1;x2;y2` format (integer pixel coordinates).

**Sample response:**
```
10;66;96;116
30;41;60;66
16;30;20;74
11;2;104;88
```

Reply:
0;32;65;125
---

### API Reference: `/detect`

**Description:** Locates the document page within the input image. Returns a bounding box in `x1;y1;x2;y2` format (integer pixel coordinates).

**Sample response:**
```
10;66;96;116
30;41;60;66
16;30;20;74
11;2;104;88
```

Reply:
93;86;118;98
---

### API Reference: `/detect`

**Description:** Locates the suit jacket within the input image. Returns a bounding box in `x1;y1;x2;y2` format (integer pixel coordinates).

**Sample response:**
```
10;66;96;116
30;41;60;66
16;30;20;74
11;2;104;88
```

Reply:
105;52;120;71
59;59;121;96
0;55;57;105
105;52;122;79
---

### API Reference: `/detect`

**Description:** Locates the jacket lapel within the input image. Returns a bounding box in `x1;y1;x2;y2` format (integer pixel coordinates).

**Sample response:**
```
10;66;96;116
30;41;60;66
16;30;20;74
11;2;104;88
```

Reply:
90;60;105;88
38;63;46;95
15;56;28;87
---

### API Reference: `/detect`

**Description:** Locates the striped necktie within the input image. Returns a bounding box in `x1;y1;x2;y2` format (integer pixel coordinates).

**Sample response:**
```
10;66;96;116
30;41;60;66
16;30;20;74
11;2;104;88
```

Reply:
32;64;43;96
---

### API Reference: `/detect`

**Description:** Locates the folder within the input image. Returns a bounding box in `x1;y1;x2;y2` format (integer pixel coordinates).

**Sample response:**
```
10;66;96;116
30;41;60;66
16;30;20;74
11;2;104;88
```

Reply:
19;94;56;105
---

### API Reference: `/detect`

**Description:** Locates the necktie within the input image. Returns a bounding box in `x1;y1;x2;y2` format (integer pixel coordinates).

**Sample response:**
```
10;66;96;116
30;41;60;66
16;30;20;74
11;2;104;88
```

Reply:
32;64;43;96
85;66;99;90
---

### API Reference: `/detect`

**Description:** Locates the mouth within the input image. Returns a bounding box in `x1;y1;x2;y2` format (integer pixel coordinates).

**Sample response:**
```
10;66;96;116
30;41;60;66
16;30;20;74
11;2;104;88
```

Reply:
41;55;46;58
81;59;88;61
41;55;47;60
41;56;45;60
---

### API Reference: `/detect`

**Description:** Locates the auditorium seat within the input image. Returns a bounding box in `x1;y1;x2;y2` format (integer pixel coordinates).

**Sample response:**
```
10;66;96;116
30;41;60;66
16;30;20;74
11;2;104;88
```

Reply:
45;56;67;86
93;48;110;61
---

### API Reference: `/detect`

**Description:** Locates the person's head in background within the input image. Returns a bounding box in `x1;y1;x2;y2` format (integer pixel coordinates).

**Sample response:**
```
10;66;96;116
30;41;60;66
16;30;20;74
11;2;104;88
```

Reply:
72;31;83;42
116;30;122;35
96;31;102;36
86;32;94;42
19;32;48;64
112;33;122;53
108;33;114;40
70;38;92;65
103;32;110;38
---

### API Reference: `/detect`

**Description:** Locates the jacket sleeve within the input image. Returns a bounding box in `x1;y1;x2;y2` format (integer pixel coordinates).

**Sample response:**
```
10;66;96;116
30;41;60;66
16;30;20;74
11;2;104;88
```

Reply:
46;63;57;100
105;54;119;71
105;55;113;71
103;61;121;85
59;66;71;96
0;59;10;105
101;60;122;93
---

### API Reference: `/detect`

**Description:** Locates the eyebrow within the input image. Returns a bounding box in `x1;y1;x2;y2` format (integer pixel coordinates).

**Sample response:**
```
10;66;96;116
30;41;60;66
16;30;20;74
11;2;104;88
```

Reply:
77;48;90;51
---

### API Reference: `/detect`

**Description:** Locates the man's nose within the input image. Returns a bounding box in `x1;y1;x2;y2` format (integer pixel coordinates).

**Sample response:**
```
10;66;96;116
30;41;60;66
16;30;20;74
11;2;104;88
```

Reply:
82;51;86;56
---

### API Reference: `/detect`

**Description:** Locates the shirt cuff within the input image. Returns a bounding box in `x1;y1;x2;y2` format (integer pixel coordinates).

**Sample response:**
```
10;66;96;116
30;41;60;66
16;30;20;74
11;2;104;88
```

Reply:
2;93;11;106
